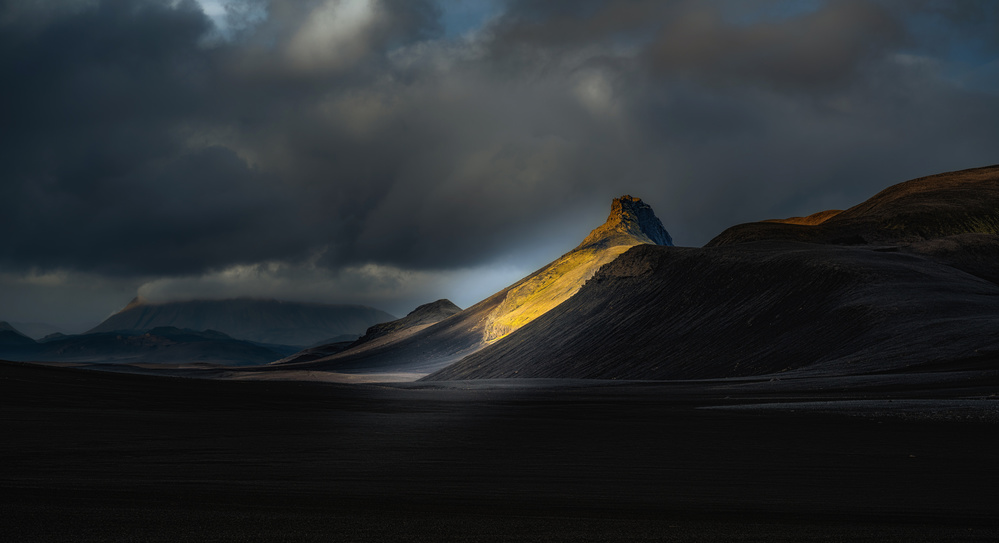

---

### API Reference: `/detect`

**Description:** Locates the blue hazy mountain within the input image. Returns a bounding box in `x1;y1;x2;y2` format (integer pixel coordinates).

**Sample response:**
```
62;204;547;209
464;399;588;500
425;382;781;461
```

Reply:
89;297;395;347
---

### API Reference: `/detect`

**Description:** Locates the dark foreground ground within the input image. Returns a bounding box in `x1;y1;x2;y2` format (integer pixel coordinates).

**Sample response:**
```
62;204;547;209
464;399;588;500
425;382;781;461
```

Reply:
2;360;998;542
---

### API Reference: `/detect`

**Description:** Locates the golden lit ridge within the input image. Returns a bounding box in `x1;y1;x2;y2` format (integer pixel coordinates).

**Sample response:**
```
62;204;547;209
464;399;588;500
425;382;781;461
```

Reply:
483;195;671;342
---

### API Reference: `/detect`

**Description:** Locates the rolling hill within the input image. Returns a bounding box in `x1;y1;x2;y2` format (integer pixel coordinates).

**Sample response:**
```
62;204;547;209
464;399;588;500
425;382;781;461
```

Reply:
708;165;999;247
275;299;463;365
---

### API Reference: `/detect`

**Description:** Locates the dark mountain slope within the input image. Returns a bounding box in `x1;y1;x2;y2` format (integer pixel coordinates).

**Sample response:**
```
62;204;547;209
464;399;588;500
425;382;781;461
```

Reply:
0;322;36;348
89;298;395;346
271;196;673;374
708;165;999;247
425;240;999;380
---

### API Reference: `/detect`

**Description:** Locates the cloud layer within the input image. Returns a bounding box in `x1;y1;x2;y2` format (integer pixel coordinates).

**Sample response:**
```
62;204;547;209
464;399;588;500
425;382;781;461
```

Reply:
1;0;997;321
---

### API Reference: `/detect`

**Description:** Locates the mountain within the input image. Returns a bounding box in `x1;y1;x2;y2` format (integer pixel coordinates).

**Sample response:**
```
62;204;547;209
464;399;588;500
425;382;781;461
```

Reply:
352;299;462;346
0;322;36;348
424;165;999;381
88;298;395;346
272;196;673;374
482;196;671;343
276;299;462;365
0;327;288;366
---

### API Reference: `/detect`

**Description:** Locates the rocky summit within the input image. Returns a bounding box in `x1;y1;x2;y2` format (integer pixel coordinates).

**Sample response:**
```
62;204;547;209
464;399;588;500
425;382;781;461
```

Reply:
577;195;674;249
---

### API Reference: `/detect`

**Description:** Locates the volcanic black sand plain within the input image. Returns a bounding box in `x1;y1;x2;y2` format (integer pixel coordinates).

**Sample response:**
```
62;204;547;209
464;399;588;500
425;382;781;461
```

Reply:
3;360;998;542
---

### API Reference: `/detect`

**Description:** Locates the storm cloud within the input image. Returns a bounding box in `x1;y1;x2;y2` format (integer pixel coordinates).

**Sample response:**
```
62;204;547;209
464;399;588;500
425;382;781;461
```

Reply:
1;0;997;322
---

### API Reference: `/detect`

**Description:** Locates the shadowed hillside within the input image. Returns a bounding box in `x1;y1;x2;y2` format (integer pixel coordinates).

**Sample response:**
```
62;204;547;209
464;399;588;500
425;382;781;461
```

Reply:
426;241;999;380
425;165;999;381
275;299;462;366
353;299;462;346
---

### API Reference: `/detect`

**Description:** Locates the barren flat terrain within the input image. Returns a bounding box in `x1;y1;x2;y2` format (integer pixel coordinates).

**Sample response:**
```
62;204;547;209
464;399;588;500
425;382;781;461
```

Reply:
2;360;997;541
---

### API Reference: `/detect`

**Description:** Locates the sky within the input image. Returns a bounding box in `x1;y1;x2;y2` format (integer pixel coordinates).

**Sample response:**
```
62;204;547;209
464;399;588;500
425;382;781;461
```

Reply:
1;0;998;331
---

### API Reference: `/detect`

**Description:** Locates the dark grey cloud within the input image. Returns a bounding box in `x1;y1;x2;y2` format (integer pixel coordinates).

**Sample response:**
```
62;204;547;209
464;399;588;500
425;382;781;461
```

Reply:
488;0;999;90
645;0;903;90
0;0;997;323
1;0;275;275
1;0;606;277
0;0;446;276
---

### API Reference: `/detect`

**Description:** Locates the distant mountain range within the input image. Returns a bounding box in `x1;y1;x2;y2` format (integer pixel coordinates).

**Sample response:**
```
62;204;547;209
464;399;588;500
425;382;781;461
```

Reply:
3;321;82;340
0;298;397;367
89;298;395;346
0;324;295;367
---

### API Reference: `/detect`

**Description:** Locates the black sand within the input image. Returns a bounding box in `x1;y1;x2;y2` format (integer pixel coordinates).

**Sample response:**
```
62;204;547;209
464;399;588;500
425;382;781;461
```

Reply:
2;360;997;542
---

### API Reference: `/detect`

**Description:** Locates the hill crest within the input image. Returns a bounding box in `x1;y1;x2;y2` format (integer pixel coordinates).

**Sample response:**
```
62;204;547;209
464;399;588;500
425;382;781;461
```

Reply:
708;164;999;247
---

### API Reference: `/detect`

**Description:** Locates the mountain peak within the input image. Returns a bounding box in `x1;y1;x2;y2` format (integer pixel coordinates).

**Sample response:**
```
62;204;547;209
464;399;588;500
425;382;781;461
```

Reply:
406;299;462;319
577;195;673;249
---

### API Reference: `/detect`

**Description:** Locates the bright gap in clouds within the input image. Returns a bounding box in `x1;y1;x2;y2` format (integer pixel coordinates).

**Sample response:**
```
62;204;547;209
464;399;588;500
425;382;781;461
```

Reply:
193;0;268;39
194;0;225;24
